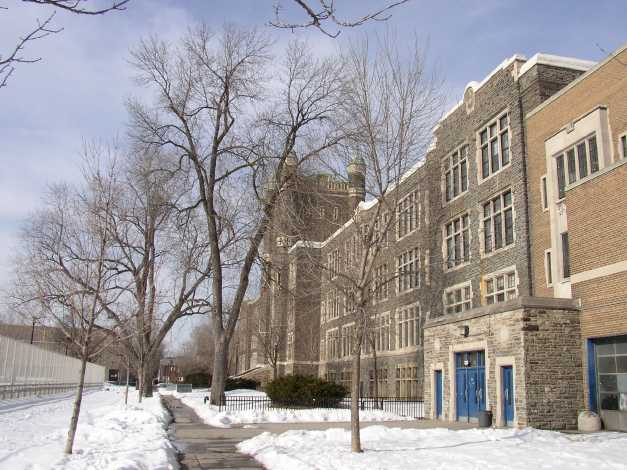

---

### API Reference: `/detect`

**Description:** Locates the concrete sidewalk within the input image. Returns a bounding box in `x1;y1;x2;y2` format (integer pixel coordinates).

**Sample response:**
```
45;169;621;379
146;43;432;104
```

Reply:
163;396;264;470
162;396;476;469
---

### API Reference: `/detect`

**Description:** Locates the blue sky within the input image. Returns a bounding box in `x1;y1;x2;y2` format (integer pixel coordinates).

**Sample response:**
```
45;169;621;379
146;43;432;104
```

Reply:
0;0;624;328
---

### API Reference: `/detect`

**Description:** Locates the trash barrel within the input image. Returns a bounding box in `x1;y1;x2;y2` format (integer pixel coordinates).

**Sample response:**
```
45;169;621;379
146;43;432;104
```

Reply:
478;410;492;428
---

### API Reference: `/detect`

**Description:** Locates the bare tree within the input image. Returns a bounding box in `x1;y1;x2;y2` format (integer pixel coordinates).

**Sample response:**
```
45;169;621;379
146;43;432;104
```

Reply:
295;35;441;452
10;170;121;454
1;0;129;88
270;0;411;37
129;27;346;405
254;319;284;380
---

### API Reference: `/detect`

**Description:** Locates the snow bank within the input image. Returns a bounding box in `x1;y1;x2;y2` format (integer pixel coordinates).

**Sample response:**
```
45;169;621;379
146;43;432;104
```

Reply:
0;386;178;470
160;389;410;428
238;425;627;470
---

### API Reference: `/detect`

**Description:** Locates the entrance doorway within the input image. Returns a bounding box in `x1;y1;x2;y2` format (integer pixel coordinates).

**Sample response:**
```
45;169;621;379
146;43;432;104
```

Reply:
501;365;514;426
455;351;486;422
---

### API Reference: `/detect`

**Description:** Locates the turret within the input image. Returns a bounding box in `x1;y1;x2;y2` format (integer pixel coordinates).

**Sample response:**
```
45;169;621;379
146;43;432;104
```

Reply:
347;155;366;210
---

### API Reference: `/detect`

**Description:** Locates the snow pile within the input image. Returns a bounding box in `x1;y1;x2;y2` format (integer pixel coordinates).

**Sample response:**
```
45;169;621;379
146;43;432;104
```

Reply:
0;386;178;470
238;425;627;470
160;389;410;428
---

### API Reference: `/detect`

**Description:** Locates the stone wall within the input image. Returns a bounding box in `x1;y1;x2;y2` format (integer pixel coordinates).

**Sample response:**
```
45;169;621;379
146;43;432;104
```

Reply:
423;297;581;429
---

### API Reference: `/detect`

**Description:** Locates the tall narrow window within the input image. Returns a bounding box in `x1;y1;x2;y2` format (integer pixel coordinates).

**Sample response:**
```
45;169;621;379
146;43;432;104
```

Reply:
443;145;469;202
483;189;514;254
589;135;599;173
397;191;418;238
445;214;470;268
556;154;566;199
541;175;548;210
621;135;627;159
561;232;570;279
545;250;553;286
577;142;588;178
479;112;510;180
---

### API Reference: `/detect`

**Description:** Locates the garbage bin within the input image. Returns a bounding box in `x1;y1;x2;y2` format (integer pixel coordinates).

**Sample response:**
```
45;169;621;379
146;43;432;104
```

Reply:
478;410;492;428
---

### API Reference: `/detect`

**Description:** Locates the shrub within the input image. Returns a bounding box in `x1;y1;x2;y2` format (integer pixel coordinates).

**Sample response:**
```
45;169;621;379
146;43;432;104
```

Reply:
264;375;347;407
224;377;259;391
185;372;211;388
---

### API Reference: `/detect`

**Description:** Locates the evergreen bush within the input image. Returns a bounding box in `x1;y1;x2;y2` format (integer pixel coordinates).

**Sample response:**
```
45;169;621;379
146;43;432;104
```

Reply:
264;374;347;407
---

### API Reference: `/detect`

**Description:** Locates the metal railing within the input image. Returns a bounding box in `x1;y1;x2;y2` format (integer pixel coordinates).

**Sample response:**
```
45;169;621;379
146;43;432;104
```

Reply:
0;334;105;401
0;382;102;401
216;395;424;419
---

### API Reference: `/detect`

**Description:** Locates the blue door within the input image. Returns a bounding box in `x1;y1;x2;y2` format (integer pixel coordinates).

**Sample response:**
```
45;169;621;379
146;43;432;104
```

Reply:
435;370;443;419
502;366;514;425
455;351;486;422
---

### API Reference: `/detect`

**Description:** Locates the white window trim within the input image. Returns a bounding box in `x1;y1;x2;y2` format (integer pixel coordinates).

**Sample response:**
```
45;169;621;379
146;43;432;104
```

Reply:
476;109;511;184
443;280;473;314
396;302;421;351
442;212;471;272
396;190;420;241
442;143;469;205
479;188;516;259
481;265;519;305
544;249;554;288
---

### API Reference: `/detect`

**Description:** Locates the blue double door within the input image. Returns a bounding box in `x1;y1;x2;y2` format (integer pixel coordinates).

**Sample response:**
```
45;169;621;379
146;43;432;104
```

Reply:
455;351;486;422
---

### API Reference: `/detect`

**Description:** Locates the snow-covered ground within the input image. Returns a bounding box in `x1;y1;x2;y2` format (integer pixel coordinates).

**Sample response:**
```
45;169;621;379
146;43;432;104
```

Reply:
160;389;411;428
239;425;627;470
0;386;178;470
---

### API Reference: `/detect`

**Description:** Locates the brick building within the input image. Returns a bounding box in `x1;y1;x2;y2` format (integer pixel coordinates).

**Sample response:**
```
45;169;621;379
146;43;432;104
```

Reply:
525;45;627;431
232;46;627;431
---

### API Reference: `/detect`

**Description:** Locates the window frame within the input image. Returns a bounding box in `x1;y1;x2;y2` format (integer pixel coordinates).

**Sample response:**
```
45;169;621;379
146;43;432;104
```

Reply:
540;175;548;211
620;133;627;160
397;247;420;293
554;133;600;200
482;267;518;305
443;213;470;270
544;249;554;288
478;111;511;183
397;303;421;350
443;144;469;203
396;190;419;240
443;281;473;314
481;189;515;257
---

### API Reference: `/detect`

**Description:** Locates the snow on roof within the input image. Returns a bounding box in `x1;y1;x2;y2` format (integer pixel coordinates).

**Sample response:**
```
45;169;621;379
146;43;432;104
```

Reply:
518;53;596;78
287;240;324;253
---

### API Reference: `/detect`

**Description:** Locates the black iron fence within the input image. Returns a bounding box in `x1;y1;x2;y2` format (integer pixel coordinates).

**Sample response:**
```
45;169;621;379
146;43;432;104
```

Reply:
216;395;424;419
0;382;102;401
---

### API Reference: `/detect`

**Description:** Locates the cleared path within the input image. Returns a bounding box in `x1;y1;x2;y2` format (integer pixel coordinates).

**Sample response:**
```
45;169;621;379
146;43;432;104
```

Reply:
163;396;264;470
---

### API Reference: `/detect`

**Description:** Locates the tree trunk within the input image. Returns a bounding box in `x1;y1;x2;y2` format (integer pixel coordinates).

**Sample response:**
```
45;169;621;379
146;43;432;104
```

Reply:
137;363;144;403
350;348;362;453
210;339;228;405
372;344;379;407
64;353;88;454
124;356;130;406
143;368;153;398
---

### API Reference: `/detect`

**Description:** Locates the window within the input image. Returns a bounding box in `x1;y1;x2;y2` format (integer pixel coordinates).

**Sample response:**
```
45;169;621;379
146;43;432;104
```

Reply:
374;312;392;351
444;283;472;314
594;336;627;411
479;112;510;179
327;289;341;319
445;214;470;269
286;332;294;361
345;235;360;267
395;365;418;398
424;249;430;286
333;206;340;221
555;134;600;198
326;329;339;359
374;264;389;301
545;250;553;287
341;324;354;357
444;145;469;202
621;134;627;159
328;249;341;277
397;304;420;348
397;248;420;292
561;232;570;279
397;191;419;238
484;270;517;304
482;189;514;254
541;175;548;210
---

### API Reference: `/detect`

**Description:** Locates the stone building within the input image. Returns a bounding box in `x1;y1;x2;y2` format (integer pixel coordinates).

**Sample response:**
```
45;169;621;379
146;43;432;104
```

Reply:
422;52;594;429
232;46;627;431
525;45;627;431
